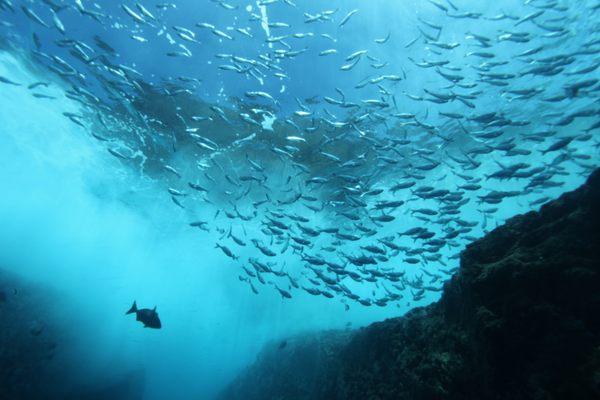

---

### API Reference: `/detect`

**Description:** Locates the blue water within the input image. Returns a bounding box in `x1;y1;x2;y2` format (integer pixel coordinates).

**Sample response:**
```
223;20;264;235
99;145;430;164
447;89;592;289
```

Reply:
0;0;598;398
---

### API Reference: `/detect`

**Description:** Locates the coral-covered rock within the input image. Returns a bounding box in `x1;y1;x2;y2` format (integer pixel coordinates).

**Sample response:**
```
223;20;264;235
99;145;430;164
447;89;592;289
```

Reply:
220;169;600;400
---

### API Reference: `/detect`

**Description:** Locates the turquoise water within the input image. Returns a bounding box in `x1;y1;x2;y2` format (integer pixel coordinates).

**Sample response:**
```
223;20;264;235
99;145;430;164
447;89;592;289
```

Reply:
0;0;598;398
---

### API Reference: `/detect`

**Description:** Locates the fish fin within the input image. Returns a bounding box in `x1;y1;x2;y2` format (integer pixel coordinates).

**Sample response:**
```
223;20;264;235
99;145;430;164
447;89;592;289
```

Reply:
126;300;137;315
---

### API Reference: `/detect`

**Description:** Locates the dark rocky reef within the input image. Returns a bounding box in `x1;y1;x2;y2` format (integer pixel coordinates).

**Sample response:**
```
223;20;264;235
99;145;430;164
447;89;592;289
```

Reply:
220;169;600;400
0;270;63;399
65;370;146;400
0;271;145;400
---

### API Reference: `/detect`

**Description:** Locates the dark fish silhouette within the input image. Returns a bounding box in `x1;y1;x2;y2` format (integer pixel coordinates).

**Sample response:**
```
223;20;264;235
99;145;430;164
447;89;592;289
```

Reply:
126;301;162;329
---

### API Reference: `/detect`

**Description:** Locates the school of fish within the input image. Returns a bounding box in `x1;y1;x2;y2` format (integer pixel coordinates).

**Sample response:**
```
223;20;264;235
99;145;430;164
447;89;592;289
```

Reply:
0;0;598;310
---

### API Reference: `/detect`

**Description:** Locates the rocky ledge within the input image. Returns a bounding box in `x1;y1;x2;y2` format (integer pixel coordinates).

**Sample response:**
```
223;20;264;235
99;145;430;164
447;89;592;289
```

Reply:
220;169;600;400
0;271;62;399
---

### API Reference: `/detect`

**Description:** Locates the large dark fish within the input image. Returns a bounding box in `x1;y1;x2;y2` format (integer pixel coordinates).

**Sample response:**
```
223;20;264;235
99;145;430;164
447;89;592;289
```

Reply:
126;301;162;329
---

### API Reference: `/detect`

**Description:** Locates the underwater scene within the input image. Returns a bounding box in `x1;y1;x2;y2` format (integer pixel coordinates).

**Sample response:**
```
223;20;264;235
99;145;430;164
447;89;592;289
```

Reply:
0;0;598;399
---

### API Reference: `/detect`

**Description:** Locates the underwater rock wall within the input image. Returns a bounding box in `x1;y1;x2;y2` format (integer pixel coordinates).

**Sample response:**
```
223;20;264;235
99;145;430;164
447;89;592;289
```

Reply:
220;168;600;400
0;270;146;400
66;370;146;400
0;270;62;399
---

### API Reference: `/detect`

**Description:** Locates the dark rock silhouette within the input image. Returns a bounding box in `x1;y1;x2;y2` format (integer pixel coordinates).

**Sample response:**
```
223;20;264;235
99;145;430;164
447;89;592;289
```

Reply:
220;168;600;400
0;271;64;399
66;370;146;400
0;270;147;400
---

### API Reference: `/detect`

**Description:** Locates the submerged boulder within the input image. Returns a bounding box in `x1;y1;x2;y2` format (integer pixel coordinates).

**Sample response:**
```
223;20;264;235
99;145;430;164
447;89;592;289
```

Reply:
0;271;63;399
220;168;600;400
66;370;146;400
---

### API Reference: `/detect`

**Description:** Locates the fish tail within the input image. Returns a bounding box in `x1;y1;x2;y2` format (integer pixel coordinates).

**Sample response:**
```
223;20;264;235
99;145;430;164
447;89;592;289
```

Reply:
126;300;137;315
